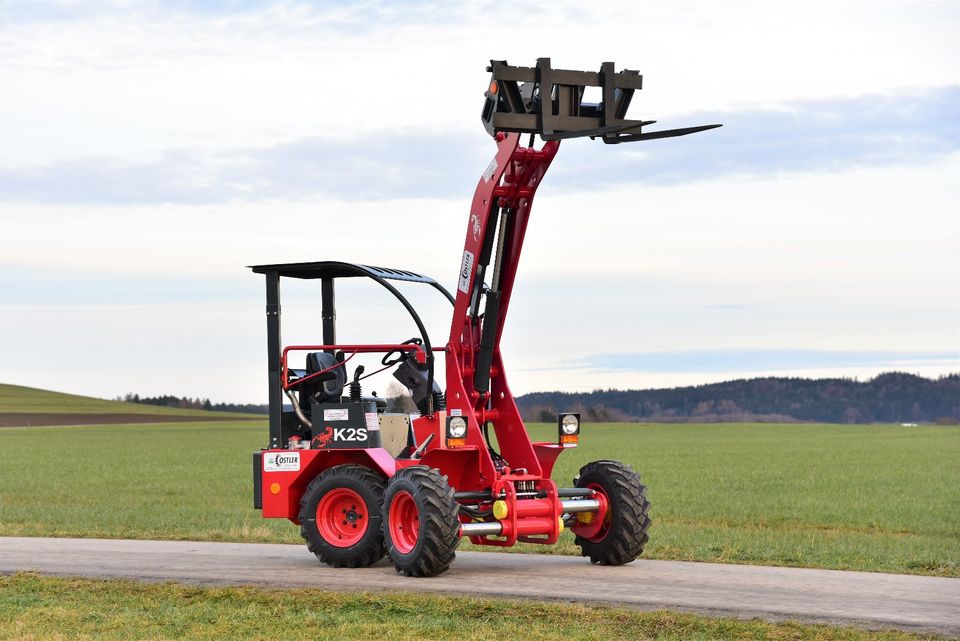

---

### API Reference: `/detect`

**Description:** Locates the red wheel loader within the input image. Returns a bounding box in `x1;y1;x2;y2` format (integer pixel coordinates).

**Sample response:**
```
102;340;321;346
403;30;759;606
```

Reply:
251;59;720;576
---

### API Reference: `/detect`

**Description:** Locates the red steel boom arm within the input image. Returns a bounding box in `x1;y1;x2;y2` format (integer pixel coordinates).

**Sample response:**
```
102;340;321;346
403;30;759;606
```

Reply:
444;132;560;480
443;59;719;482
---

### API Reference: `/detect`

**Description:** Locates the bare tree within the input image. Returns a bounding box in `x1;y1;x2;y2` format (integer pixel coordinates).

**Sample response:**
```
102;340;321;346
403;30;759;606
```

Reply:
385;381;418;414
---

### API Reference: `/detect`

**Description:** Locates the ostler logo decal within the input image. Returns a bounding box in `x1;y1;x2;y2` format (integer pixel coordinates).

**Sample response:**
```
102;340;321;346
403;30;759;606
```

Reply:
264;451;300;472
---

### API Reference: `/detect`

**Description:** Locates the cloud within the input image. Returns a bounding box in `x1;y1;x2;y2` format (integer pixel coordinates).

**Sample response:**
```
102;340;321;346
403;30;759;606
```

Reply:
570;349;960;374
0;264;252;305
0;86;956;206
0;133;487;205
554;85;960;188
0;1;476;36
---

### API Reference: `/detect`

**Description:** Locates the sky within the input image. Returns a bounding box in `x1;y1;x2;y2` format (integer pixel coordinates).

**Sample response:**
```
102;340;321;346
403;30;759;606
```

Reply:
0;0;958;403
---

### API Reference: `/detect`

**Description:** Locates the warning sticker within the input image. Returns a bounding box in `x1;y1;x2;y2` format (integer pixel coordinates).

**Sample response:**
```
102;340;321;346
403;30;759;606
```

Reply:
458;250;475;294
365;412;380;431
263;451;300;472
482;158;497;182
323;409;349;421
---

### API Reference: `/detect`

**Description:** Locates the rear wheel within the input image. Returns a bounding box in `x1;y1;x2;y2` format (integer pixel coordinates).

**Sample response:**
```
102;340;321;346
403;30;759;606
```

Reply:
571;460;650;565
382;466;460;577
299;464;386;568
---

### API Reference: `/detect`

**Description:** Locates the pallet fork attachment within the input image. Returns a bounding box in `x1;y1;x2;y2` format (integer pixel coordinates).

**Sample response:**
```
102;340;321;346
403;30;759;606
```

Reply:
482;57;721;143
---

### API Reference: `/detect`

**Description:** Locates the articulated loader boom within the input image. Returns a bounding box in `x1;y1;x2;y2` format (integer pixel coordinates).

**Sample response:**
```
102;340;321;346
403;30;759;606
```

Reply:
450;59;720;483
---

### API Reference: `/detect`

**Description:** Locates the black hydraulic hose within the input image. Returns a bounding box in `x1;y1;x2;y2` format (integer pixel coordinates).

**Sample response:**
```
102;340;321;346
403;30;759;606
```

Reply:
470;205;501;320
472;207;511;395
361;273;436;415
454;490;493;501
459;504;493;519
557;488;595;498
429;281;456;306
472;290;501;394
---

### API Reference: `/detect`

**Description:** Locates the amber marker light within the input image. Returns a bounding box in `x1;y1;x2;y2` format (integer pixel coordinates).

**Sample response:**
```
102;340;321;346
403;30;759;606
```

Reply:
558;413;580;445
446;415;468;447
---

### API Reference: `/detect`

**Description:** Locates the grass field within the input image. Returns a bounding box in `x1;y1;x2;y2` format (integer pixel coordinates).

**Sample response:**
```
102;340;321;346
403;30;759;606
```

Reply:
0;574;946;641
0;383;256;418
0;417;957;576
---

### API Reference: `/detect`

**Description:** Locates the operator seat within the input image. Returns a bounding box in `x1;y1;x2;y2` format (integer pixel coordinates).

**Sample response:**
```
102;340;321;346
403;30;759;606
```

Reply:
305;352;347;402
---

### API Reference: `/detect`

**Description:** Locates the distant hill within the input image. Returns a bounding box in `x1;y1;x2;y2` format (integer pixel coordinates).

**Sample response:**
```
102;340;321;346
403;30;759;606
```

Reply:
0;383;259;419
516;372;960;424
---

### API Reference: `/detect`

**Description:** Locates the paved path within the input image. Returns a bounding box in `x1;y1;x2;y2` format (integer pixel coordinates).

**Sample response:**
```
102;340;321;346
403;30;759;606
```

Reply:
1;537;957;636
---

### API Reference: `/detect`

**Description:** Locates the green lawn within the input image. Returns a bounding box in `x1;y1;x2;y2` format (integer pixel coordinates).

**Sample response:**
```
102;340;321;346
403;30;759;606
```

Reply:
0;383;255;418
0;420;956;576
0;574;945;641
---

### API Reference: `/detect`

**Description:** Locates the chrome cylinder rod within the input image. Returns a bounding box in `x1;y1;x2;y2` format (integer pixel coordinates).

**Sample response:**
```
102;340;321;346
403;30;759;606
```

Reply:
460;521;502;537
560;499;600;513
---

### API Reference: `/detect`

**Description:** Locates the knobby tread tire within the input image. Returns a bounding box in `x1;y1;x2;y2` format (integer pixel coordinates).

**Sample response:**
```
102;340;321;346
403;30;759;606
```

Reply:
383;465;460;577
298;464;386;568
573;459;651;565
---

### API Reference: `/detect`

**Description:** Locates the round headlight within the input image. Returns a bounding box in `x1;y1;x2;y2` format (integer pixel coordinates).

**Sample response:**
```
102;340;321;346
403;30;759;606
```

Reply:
448;416;468;439
560;414;579;435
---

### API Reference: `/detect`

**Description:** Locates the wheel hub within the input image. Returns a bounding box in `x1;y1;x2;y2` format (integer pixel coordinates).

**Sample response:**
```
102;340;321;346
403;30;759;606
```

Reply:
571;483;611;542
316;489;368;547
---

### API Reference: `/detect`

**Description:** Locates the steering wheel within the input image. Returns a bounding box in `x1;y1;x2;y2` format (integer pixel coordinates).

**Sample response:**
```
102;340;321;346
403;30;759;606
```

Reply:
381;337;423;367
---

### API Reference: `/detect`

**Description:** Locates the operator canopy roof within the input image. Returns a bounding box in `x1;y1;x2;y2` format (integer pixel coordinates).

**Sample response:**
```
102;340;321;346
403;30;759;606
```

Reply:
249;261;441;285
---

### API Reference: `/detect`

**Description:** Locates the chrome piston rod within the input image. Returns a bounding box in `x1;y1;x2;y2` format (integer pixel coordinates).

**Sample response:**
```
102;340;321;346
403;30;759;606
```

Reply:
459;498;601;537
460;521;503;536
560;499;601;513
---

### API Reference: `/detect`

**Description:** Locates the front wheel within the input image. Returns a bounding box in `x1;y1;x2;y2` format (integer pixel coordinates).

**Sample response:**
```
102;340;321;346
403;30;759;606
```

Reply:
571;460;651;565
382;466;460;577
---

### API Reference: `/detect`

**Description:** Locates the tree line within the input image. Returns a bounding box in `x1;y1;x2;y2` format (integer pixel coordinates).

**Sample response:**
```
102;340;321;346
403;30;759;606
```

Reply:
119;372;960;424
117;393;267;415
515;372;960;424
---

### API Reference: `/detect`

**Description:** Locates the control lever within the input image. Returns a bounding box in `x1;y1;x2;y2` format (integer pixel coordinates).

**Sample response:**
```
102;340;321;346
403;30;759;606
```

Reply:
349;366;365;401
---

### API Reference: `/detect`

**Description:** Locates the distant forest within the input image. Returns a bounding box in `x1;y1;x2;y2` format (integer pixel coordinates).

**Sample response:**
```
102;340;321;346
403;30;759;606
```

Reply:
120;372;960;424
117;393;267;415
515;372;960;424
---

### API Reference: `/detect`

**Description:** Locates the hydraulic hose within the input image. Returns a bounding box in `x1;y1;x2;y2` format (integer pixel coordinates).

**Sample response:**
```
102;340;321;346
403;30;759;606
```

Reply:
283;389;312;430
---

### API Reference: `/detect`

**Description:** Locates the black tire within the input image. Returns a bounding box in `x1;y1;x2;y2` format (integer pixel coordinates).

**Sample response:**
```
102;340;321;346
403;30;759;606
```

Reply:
382;466;460;577
572;460;650;565
298;464;386;568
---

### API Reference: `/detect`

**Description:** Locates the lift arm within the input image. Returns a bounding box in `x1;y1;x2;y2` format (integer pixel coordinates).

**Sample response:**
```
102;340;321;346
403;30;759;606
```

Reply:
445;59;720;476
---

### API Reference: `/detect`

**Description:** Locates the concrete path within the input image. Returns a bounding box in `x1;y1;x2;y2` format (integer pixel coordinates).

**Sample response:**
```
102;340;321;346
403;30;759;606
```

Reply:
1;537;957;636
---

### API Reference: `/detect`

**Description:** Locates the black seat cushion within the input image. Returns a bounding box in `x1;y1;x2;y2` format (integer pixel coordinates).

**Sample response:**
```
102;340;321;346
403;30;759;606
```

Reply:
306;352;347;402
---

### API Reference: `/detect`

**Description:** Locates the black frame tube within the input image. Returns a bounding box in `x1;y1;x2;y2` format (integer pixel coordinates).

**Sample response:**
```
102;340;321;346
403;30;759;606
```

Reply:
321;277;336;353
265;271;283;449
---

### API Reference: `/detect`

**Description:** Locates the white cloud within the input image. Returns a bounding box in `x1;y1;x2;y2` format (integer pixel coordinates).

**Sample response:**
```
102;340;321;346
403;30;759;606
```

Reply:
2;87;956;205
0;0;957;400
1;156;956;398
1;1;957;163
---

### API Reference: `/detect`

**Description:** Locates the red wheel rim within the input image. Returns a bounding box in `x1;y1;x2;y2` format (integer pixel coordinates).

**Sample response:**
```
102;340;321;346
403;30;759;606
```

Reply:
388;490;420;554
573;483;611;542
316;488;368;548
